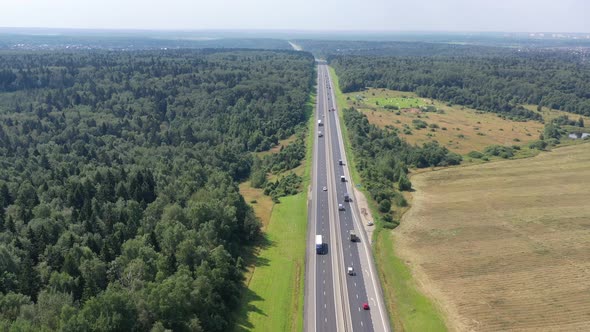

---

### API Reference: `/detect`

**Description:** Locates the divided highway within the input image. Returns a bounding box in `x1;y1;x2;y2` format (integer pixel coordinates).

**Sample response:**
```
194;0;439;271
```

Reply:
305;61;390;332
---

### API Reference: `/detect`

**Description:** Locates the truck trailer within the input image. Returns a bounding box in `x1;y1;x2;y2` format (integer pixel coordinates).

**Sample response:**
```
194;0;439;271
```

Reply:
315;235;323;254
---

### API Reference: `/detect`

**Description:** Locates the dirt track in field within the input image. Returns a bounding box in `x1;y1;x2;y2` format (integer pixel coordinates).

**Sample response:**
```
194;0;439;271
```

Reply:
394;143;590;331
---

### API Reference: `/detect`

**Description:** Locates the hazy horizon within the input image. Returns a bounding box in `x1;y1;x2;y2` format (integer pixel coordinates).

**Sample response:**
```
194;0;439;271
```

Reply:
0;0;588;33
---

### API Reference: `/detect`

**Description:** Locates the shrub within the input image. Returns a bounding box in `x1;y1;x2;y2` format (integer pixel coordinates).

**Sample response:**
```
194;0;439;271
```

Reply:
528;140;547;150
394;194;408;207
484;145;514;158
412;119;428;129
378;199;391;213
382;222;396;229
398;172;412;191
467;151;484;159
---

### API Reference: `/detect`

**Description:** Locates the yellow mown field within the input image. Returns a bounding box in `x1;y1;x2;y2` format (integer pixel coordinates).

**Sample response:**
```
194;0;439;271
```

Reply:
395;143;590;331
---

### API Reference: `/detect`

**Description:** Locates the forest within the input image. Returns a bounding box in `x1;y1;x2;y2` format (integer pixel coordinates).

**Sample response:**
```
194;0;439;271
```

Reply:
0;49;314;331
329;52;590;120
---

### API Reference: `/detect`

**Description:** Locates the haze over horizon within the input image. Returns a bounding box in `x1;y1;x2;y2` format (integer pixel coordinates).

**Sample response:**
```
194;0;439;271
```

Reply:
1;0;589;33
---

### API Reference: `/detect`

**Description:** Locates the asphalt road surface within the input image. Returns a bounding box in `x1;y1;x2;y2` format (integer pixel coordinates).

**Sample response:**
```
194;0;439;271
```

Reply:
305;61;390;332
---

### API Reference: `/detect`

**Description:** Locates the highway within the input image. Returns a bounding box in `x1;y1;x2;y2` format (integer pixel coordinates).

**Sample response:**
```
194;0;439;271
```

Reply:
305;61;390;332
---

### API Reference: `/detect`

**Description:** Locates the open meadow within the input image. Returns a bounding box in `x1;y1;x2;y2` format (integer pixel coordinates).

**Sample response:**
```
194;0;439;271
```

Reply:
344;88;590;155
394;143;590;331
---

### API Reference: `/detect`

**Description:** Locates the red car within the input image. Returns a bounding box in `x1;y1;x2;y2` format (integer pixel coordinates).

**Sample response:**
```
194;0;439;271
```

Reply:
363;302;370;310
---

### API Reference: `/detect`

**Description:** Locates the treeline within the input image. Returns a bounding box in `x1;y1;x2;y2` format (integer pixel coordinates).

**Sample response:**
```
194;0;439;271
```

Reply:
295;39;524;58
0;35;291;51
330;54;590;119
0;49;314;331
343;107;461;226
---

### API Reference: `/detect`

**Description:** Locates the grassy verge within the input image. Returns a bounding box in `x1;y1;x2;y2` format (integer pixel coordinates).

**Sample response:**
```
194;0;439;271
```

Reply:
233;192;308;332
328;66;362;185
374;230;447;331
328;66;447;331
233;89;315;331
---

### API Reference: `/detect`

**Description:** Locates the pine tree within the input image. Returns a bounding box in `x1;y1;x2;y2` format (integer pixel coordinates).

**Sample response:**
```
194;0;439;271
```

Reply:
18;257;41;301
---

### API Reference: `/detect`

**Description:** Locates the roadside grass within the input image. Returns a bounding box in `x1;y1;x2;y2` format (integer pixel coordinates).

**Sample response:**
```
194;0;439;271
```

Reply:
374;231;448;332
233;90;315;332
233;192;307;332
328;67;446;331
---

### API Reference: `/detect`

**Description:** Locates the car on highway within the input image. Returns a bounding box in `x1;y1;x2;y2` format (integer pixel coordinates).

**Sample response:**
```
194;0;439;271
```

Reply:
347;267;354;275
363;302;370;310
338;203;344;211
318;131;323;137
322;186;327;191
340;175;346;182
366;221;374;226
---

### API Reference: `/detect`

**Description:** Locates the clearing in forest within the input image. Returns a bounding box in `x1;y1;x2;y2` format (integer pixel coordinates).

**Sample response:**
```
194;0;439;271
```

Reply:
345;88;548;154
395;143;590;331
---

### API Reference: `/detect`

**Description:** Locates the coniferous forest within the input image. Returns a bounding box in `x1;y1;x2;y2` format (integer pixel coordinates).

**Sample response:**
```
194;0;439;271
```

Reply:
0;49;314;331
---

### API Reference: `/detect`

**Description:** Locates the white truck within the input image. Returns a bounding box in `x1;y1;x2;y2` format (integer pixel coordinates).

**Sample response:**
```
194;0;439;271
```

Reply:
315;235;323;254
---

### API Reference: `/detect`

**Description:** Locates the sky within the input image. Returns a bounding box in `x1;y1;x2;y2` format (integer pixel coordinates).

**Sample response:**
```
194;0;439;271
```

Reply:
2;0;589;33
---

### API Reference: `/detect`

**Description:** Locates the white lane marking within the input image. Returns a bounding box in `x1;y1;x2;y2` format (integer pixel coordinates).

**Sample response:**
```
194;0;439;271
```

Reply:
361;321;364;327
356;294;359;299
354;282;357;287
324;291;326;296
358;307;361;312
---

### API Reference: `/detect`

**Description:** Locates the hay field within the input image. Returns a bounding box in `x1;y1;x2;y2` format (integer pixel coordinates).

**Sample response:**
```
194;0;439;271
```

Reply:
394;143;590;331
